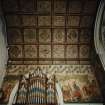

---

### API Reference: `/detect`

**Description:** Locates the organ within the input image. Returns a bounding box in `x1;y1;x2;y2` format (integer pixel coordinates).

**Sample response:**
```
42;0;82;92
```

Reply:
13;67;57;105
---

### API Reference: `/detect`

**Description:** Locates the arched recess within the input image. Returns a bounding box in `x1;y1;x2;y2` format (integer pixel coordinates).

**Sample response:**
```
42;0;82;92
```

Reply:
0;9;8;88
94;0;105;70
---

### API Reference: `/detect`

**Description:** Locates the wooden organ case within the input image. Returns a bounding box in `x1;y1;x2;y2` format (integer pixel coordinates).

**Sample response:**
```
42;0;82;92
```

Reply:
13;68;57;105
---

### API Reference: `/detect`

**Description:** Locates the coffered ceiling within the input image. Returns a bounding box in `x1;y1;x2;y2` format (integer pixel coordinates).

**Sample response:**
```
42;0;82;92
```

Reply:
1;0;99;65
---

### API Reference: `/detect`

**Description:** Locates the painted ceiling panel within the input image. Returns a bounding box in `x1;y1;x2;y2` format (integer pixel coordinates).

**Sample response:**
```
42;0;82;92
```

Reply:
54;0;66;13
22;15;36;26
7;28;22;44
67;29;78;44
8;45;23;58
6;15;21;26
53;45;65;58
69;0;82;13
24;29;37;43
39;29;51;43
24;45;37;58
39;45;51;58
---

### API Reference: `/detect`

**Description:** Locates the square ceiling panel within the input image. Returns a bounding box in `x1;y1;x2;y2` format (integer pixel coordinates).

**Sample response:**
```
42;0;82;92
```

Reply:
53;29;65;43
68;16;80;26
53;45;64;58
24;29;37;43
38;16;51;26
39;45;51;58
80;29;92;44
53;16;65;26
20;0;35;13
67;29;78;44
8;45;23;58
80;16;94;27
3;0;18;12
83;1;97;14
69;0;82;13
6;15;21;27
37;0;51;14
39;29;51;43
22;15;36;26
79;45;90;58
54;0;66;13
24;45;37;58
66;45;78;58
7;28;22;44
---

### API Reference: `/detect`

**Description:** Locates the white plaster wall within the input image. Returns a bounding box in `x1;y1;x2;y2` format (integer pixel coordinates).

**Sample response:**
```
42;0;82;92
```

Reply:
0;8;8;88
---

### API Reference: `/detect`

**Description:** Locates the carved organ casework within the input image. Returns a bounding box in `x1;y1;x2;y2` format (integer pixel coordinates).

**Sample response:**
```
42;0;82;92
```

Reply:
13;67;57;105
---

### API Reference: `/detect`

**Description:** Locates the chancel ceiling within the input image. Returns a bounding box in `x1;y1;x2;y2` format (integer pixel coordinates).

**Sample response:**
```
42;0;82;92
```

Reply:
1;0;98;65
1;0;105;103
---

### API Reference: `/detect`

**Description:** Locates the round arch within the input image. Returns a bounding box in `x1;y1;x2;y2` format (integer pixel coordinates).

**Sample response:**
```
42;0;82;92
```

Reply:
94;0;105;70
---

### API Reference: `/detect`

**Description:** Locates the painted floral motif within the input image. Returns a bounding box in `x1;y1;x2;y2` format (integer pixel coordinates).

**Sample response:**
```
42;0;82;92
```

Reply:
67;29;78;44
80;29;91;43
38;16;51;26
7;65;24;76
53;29;65;43
54;1;66;13
24;45;37;58
39;45;51;58
79;45;90;58
53;16;65;26
7;65;93;76
39;29;51;43
8;45;23;58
